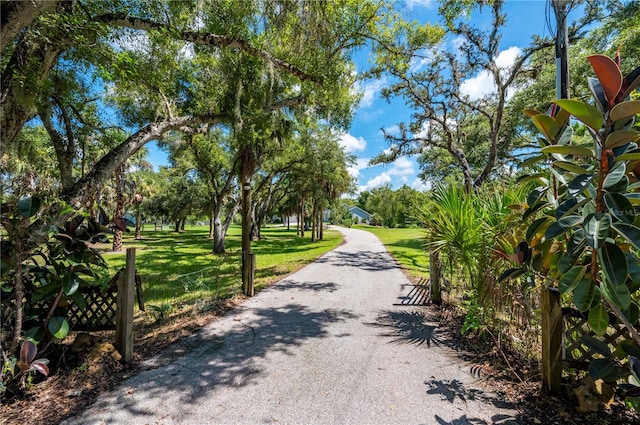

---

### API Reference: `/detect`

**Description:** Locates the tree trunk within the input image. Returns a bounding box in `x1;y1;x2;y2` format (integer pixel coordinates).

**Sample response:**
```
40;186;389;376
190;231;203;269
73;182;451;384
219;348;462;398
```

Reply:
241;175;254;296
174;220;181;233
1;0;62;50
9;251;23;354
112;165;125;252
311;201;317;242
135;209;142;239
450;147;474;192
299;201;305;238
208;208;214;240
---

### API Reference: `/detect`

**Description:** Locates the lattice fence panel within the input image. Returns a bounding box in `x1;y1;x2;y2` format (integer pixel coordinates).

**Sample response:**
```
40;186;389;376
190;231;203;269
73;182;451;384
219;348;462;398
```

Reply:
66;288;118;331
563;307;635;370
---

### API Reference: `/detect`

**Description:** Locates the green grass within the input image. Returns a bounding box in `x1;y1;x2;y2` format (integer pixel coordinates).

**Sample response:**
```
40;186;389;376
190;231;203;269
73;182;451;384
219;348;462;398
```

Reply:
98;224;342;309
354;224;430;279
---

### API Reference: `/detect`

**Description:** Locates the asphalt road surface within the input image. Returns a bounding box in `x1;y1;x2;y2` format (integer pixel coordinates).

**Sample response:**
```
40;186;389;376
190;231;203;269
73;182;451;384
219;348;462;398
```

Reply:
65;227;519;425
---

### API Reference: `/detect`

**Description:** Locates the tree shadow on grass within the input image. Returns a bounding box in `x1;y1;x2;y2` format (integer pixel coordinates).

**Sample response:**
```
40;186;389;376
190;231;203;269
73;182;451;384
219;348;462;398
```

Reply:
70;303;358;424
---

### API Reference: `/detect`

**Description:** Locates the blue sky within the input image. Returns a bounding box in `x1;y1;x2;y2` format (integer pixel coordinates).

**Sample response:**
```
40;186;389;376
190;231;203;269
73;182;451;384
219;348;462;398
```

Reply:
146;0;561;193
344;0;558;193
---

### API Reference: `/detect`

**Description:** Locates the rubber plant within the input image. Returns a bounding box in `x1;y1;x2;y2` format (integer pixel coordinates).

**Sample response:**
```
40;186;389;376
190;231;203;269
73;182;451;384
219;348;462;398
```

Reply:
502;53;640;396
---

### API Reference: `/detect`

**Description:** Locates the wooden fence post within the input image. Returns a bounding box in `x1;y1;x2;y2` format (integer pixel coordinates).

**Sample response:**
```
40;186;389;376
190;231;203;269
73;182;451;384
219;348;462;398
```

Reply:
430;251;442;305
115;248;135;363
242;251;255;297
542;286;562;394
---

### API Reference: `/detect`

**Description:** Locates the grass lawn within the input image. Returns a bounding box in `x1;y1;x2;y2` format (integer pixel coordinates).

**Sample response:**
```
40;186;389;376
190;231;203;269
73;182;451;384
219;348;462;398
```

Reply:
97;224;342;310
354;224;430;279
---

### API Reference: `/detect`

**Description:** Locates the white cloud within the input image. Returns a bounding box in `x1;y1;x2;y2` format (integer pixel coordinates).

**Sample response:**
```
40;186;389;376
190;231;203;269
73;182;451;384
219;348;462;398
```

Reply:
407;0;435;9
339;132;367;153
356;157;416;192
359;173;392;192
451;36;465;52
411;177;431;191
357;78;387;108
414;122;430;139
389;157;414;176
347;158;371;178
459;46;521;101
382;125;400;136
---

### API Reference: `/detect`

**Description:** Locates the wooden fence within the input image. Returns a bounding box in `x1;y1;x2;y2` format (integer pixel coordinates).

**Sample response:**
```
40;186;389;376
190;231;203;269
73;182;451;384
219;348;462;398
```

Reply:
542;287;640;394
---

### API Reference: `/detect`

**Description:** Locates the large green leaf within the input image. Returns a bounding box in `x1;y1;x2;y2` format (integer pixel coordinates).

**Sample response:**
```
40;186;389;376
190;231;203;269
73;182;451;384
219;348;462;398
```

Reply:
48;316;69;340
625;193;640;205
584;213;611;249
17;197;41;218
556;99;604;131
556;198;588;219
532;114;560;141
553;161;590;175
588;304;609;336
556;124;573;144
573;278;595;311
616;152;640;161
526;187;547;207
598;242;628;286
612;222;640;250
520;154;546;168
603;162;627;192
498;267;527;283
526;217;551;241
522;202;549;221
627;253;640;292
605;130;639;149
609;100;640;122
589;358;616;380
559;266;586;294
541;145;594;157
622;302;640;326
604;192;635;223
581;335;612;357
568;174;595;197
545;215;583;240
62;273;80;296
601;278;631;310
517;173;547;184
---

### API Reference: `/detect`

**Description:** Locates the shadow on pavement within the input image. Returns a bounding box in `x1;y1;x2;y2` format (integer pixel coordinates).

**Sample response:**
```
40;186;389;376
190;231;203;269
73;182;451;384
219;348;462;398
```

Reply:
80;303;357;423
316;250;399;271
433;413;521;425
426;379;520;425
272;279;340;292
366;309;442;347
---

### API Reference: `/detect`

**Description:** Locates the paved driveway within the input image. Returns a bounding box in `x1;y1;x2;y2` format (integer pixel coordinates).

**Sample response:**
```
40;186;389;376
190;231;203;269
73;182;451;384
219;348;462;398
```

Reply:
65;227;519;425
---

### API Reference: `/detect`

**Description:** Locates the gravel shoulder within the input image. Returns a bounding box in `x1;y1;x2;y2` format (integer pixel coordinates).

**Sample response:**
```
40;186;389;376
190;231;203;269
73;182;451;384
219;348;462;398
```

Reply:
63;226;520;425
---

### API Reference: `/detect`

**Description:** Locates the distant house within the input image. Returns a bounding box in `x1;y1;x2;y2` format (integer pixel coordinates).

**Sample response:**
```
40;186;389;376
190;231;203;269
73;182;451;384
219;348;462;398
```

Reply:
349;206;371;224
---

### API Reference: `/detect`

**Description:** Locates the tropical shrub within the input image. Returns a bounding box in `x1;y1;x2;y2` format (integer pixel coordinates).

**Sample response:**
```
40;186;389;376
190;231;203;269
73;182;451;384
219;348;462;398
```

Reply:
418;181;532;339
1;196;109;398
505;53;640;402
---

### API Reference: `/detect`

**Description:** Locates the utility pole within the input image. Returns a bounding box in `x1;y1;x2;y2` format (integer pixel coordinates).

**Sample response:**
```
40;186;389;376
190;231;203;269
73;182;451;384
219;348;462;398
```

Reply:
552;0;570;99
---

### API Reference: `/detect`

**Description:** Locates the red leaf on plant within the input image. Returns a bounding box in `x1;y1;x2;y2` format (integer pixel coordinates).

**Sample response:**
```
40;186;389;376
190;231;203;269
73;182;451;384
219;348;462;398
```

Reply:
587;55;622;107
20;340;37;364
111;217;128;232
618;65;640;103
31;362;49;377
